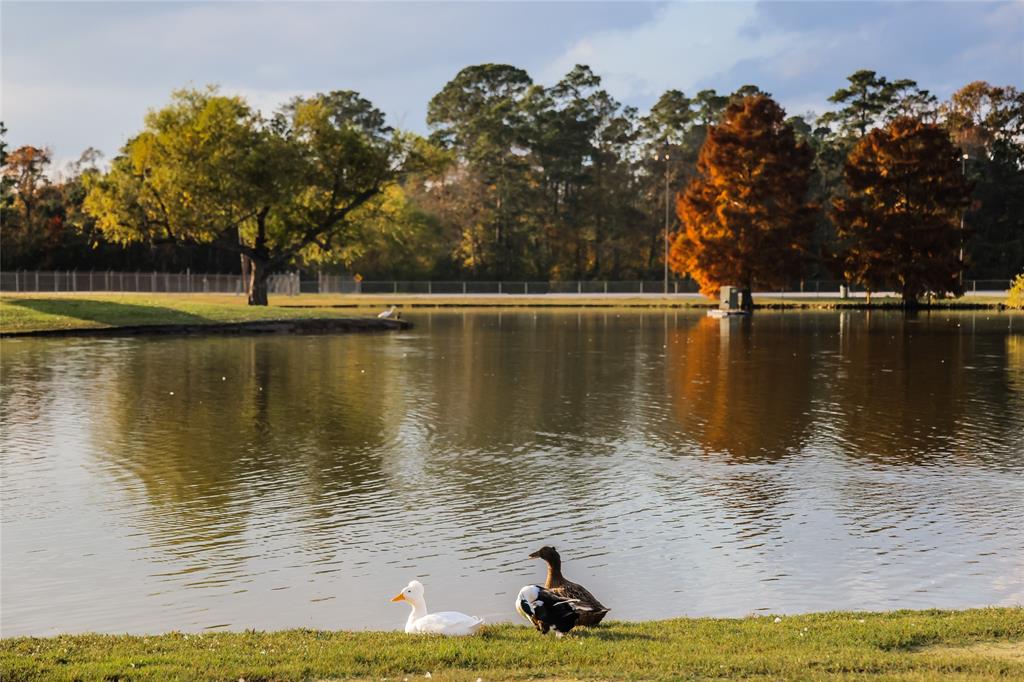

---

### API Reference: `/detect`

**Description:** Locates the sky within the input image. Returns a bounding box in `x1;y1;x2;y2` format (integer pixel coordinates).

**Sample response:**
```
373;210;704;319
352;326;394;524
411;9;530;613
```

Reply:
2;1;1022;168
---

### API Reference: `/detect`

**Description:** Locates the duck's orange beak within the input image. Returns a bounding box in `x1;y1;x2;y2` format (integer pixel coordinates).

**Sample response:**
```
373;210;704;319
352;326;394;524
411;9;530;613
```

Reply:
391;592;406;603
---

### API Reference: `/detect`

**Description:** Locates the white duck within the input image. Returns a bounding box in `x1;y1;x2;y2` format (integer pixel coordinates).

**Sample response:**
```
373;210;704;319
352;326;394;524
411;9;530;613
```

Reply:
377;305;399;319
390;580;483;636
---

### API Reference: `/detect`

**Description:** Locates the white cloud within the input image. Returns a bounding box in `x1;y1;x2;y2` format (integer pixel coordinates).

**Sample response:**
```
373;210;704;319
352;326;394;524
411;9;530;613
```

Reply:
539;3;797;97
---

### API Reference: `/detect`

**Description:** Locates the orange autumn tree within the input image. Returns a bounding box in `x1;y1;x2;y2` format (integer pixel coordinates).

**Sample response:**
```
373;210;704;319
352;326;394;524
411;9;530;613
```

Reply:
832;117;971;308
669;95;816;311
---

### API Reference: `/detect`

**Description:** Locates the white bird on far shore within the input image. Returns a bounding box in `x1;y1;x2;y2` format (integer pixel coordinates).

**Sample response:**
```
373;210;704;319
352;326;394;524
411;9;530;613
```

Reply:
378;305;399;319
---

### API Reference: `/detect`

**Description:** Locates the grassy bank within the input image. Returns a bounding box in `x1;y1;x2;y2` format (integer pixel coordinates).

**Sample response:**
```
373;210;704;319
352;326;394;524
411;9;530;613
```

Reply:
0;294;397;335
2;608;1022;681
0;292;1011;335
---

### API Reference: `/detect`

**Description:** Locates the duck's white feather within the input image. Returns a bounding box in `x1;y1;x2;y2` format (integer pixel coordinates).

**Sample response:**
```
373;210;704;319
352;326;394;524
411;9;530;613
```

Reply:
408;611;484;636
393;580;483;637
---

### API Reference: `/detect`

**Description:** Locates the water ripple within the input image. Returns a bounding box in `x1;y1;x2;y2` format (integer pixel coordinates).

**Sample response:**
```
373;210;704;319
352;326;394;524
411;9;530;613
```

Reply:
2;310;1023;635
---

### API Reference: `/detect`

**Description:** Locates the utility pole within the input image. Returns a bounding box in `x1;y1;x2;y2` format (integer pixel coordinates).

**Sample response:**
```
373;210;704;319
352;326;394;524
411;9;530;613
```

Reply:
960;152;968;288
655;142;671;294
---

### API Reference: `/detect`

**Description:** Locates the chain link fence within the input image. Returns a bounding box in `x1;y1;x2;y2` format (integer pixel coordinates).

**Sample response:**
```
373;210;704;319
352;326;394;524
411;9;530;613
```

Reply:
0;270;300;295
0;270;1012;297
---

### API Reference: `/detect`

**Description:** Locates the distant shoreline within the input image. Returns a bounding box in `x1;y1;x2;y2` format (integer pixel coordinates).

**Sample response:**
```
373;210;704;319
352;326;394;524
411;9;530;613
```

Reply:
0;292;1013;337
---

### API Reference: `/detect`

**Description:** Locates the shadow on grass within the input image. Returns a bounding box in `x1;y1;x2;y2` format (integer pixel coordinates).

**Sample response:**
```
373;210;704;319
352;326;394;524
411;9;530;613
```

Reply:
482;625;658;642
6;298;210;327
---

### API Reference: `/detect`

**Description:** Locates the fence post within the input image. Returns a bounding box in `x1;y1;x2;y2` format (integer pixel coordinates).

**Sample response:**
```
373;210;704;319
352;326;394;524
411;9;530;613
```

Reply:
14;270;19;292
498;281;502;295
121;272;125;291
462;281;467;295
577;281;582;294
640;281;644;294
428;281;432;295
152;271;157;291
604;281;608;294
186;268;191;293
393;280;398;294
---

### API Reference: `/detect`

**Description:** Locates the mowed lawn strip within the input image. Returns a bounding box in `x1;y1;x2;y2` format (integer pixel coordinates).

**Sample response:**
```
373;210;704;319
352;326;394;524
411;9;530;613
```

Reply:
2;608;1022;681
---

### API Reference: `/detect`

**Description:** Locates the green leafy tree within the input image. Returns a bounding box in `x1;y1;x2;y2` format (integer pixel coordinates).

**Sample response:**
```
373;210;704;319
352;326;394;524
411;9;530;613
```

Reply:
819;70;927;139
942;82;1024;278
1008;272;1024;309
427;64;533;277
832;117;971;306
309;184;447;279
86;88;419;304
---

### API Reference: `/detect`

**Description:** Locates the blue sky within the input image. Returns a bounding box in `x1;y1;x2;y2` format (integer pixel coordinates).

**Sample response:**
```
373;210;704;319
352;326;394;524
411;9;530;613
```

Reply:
2;1;1022;167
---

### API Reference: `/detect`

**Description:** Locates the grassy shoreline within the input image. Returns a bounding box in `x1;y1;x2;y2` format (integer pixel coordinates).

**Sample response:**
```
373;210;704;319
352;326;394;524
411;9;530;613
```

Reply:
2;609;1022;681
0;293;1012;335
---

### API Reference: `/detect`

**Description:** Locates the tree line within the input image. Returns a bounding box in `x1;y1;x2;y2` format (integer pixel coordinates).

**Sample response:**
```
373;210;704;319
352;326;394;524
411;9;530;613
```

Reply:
2;67;1021;305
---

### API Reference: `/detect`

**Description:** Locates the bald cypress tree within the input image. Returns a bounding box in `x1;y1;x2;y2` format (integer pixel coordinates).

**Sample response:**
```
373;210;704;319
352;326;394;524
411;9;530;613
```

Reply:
670;95;817;310
833;117;971;307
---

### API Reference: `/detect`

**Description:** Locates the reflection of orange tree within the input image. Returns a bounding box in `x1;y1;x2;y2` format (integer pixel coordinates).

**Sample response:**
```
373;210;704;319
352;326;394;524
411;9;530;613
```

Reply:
827;314;1023;469
668;315;817;463
829;314;970;465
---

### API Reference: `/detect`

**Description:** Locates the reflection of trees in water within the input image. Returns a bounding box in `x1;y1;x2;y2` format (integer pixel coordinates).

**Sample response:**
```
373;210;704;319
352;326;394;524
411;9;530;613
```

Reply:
828;312;1020;468
667;314;818;463
2;341;115;439
1006;332;1024;441
1008;333;1024;389
94;337;400;568
400;312;659;510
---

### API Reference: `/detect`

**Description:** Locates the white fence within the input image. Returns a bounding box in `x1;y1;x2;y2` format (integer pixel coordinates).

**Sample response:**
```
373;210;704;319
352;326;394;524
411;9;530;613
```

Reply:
0;270;1012;297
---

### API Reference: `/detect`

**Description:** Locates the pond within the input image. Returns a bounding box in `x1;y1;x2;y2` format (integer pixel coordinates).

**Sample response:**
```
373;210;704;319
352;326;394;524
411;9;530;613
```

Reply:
2;309;1023;636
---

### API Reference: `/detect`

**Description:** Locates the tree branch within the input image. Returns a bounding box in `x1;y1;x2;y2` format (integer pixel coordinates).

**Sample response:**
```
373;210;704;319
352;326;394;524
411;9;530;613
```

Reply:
271;186;381;267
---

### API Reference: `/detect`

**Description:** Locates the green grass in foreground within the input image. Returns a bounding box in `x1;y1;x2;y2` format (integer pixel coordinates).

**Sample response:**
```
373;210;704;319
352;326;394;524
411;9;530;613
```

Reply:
2;609;1022;681
0;294;376;334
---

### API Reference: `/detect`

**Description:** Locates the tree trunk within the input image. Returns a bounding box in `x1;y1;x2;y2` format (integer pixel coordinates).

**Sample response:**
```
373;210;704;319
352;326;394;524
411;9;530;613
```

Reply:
740;287;754;312
240;253;252;296
248;258;270;306
902;290;919;311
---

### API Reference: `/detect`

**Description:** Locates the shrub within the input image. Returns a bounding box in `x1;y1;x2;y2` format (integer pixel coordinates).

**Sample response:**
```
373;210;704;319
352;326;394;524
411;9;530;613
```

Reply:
1008;273;1024;309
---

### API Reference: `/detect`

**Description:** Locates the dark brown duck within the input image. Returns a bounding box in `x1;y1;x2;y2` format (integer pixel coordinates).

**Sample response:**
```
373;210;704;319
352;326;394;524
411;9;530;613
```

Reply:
528;545;609;626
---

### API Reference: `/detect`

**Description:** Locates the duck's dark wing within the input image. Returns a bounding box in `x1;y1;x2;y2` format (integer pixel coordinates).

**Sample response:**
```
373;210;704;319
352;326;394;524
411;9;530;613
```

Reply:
551;580;607;610
532;588;585;633
550;581;609;625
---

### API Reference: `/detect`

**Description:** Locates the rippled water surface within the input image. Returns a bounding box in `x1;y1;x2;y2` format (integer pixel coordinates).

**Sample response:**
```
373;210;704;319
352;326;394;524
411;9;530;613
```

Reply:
2;310;1023;636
